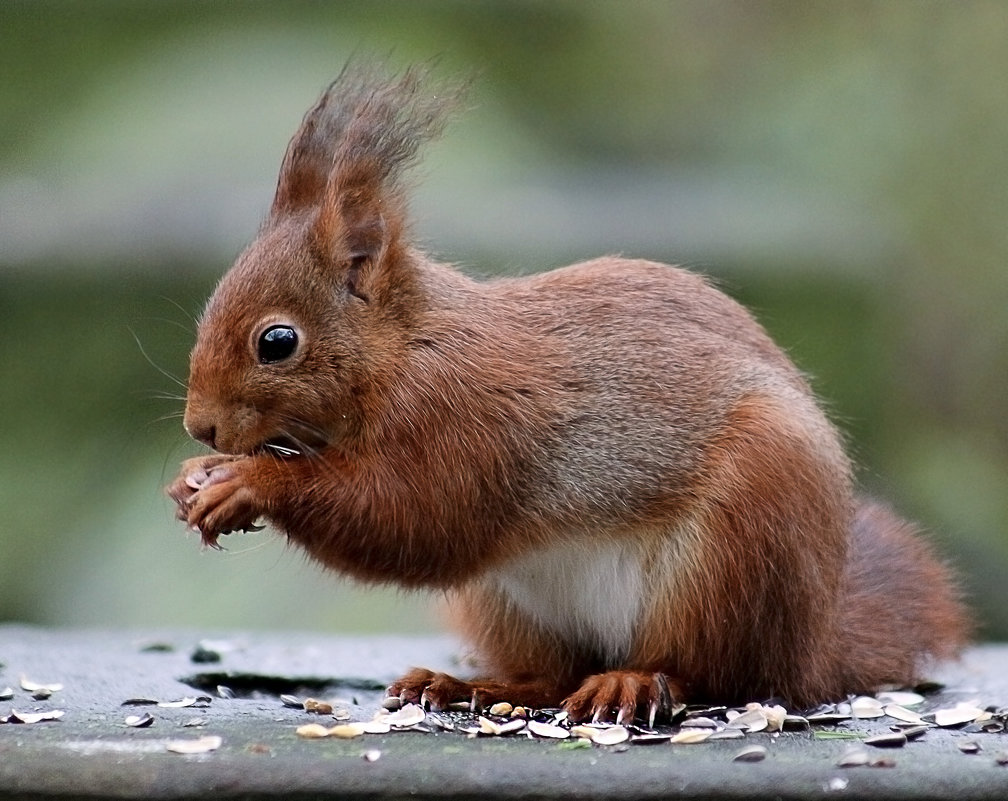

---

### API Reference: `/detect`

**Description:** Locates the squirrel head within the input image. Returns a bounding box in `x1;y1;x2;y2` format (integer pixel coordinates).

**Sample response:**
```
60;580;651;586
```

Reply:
183;63;464;457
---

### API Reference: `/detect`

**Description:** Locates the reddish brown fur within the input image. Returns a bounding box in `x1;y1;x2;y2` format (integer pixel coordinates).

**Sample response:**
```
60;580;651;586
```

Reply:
167;65;969;721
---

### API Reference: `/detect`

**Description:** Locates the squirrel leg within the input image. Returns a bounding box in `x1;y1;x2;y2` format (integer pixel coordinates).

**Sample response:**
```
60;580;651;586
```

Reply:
562;671;684;726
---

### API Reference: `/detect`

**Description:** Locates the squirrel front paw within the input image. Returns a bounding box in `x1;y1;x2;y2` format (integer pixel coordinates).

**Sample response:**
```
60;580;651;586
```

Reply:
167;455;263;548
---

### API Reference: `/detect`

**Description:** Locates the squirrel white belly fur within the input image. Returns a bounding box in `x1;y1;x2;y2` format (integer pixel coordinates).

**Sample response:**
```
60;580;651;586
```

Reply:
167;64;967;722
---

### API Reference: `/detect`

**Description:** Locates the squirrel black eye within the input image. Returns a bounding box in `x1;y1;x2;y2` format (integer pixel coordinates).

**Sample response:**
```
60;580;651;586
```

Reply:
257;325;298;364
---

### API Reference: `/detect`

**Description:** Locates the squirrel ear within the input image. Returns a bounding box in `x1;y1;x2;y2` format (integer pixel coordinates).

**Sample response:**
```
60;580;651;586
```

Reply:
270;90;337;218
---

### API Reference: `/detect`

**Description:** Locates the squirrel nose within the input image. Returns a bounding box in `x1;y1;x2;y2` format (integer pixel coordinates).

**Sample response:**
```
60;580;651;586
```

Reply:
186;421;218;451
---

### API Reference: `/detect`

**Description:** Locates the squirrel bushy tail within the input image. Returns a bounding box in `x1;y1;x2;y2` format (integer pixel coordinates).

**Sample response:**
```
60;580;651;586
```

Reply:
838;500;969;692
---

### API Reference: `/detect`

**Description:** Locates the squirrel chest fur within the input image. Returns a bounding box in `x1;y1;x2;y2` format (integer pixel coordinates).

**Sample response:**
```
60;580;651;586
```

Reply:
168;65;967;722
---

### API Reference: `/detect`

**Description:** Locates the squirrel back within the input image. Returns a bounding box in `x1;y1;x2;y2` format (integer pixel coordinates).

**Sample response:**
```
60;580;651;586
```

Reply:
170;64;968;716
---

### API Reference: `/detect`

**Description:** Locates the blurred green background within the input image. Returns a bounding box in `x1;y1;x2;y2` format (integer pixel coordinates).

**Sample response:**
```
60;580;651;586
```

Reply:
2;1;1006;638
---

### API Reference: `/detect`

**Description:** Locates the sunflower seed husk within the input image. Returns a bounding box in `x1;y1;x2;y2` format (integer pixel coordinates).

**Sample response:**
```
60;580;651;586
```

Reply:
849;696;885;719
630;733;674;745
733;744;768;762
182;717;206;728
670;728;712;744
9;709;65;724
994;750;1008;766
898;725;930;741
592;725;630;745
783;715;811;730
933;705;984;727
166;735;223;754
158;696;212;709
382;703;426;728
527;720;570;739
959;740;983;754
864;732;907;748
122;698;159;706
478;716;526;736
362;720;391;734
884;704;925;725
869;755;897;768
706;727;746;740
362;749;382;762
31;689;53;701
836;746;871;767
681;716;720;729
19;676;63;694
726;708;768;732
124;713;155;728
426;713;455;731
380;696;402;711
763;705;788;732
876;690;925;707
0;687;13;701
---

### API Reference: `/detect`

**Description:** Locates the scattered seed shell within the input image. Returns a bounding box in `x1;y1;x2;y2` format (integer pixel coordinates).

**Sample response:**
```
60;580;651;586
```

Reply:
592;725;630;745
876;691;925;707
478;716;526;736
959;740;983;754
382;703;426;728
527;720;570;739
122;698;159;706
671;729;712;744
217;685;235;700
681;716;720;729
898;725;930;741
363;749;382;762
884;704;925;725
124;713;155;728
706;728;746;741
836;746;871;768
733;744;768;763
726;709;768;732
864;732;907;748
166;735;223;754
849;696;886;719
380;696;402;711
9;709;65;724
19;676;63;694
933;705;984;728
158;696;212;709
994;750;1008;766
0;687;13;701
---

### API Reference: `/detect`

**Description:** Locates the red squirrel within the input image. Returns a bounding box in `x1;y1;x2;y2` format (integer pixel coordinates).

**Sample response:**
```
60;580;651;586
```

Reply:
167;64;968;723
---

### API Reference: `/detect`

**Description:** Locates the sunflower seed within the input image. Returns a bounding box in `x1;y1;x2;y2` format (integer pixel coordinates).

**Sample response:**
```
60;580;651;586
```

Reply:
124;713;155;728
280;694;302;709
527;720;570;739
303;699;333;715
158;696;212;709
166;735;222;754
899;725;930;741
733;744;768;762
330;722;369;738
295;723;332;738
959;740;982;754
381;696;402;711
363;749;382;762
122;698;159;706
